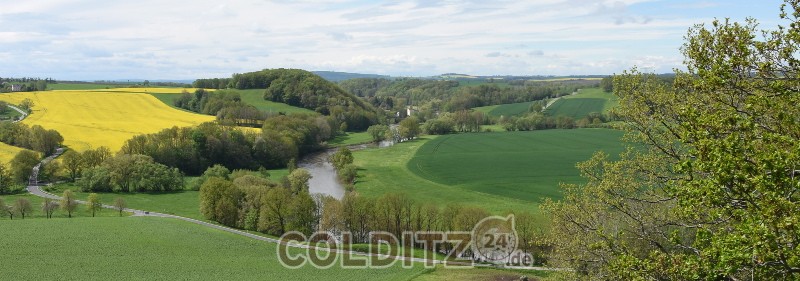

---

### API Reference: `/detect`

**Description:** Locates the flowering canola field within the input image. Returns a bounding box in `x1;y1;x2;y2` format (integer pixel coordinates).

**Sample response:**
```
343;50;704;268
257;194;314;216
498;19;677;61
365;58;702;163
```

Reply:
0;89;215;152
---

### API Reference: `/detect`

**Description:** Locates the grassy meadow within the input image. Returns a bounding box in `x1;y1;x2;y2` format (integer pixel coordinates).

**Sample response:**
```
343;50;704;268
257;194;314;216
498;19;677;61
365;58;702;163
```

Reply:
0;90;215;152
0;217;427;280
544;88;616;119
473;100;535;117
353;129;625;214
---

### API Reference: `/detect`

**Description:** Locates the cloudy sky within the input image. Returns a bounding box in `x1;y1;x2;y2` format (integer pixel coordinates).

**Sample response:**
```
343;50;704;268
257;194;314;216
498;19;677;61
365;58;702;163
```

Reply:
0;0;785;80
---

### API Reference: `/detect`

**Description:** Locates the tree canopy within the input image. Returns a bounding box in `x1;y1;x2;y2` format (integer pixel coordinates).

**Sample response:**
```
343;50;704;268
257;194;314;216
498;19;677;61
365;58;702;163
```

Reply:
544;2;800;279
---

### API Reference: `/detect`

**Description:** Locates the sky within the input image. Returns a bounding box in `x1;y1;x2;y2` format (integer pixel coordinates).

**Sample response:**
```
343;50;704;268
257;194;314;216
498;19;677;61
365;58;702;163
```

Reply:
0;0;787;80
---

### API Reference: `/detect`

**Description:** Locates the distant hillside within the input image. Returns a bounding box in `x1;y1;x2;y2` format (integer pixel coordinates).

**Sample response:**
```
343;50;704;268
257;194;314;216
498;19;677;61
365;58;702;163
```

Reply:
312;71;390;82
205;69;379;130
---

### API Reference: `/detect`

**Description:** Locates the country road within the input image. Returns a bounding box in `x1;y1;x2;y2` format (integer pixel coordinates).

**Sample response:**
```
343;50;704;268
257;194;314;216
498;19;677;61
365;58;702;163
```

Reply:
24;148;555;271
7;104;28;123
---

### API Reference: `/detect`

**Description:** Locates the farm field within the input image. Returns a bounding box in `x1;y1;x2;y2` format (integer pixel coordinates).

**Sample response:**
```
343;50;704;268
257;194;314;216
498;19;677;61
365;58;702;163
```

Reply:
0;217;426;280
544;88;616;119
353;129;625;214
473;100;534;117
46;184;203;219
0;141;28;164
0;90;215;152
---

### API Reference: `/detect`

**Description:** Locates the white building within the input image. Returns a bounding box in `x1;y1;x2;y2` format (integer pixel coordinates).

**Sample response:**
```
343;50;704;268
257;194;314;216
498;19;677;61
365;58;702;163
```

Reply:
10;84;22;92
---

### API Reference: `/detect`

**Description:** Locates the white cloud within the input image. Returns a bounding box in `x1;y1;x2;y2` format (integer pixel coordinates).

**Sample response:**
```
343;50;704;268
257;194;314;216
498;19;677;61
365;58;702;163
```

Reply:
0;0;784;79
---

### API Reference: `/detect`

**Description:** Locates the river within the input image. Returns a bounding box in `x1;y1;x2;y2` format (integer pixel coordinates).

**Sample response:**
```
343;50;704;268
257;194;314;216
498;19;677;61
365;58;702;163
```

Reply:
300;141;394;199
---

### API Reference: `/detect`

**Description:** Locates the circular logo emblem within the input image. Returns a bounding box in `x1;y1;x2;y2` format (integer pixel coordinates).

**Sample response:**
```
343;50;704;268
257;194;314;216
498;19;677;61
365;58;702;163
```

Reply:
472;215;518;262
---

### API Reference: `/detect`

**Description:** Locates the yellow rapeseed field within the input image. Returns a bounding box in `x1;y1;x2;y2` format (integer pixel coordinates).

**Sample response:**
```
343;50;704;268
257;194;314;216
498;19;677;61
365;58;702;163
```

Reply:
0;141;26;164
0;90;215;152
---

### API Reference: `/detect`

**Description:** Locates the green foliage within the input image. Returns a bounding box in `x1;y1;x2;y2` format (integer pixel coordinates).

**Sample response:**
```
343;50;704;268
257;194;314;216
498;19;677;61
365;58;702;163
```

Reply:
398;116;421;139
286;168;311;194
421;118;454;135
544;4;800;279
78;154;183;192
367;124;389;142
121;118;330;175
60;189;78;218
86;193;102;217
0;164;15;194
0;122;63;155
329;148;354;171
10;150;40;184
60;150;83;181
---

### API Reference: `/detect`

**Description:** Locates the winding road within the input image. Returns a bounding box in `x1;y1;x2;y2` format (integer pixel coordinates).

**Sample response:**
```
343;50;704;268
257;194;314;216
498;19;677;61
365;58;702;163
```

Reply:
7;104;28;123
24;147;554;271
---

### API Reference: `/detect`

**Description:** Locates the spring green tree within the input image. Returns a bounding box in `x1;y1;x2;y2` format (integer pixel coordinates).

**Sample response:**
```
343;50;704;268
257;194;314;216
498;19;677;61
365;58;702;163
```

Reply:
86;193;102;217
60;189;78;218
544;2;800;279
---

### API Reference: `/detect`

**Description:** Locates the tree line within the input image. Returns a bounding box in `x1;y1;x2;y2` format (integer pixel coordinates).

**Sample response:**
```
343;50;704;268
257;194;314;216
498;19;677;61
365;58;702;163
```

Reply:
338;77;592;114
120;116;334;176
0;122;63;156
173;89;273;127
0;191;128;219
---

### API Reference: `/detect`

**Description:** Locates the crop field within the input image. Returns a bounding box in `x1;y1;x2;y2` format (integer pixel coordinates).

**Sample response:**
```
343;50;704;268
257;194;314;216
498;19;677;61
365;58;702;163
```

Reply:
544;88;616;119
354;129;625;214
0;90;215;152
0;141;28;164
473;101;534;117
0;217;426;280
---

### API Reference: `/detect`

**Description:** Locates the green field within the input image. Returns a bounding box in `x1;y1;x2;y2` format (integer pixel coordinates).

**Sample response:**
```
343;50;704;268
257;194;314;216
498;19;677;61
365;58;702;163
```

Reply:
328;131;373;147
473;101;534;117
0;217;426;280
353;129;625;214
544;88;616;119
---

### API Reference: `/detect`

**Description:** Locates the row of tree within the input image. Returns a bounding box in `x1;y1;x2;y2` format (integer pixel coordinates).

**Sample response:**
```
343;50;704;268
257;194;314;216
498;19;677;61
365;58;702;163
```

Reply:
76;154;183;193
0;122;63;156
0;191;127;219
339;78;592;113
120;116;333;175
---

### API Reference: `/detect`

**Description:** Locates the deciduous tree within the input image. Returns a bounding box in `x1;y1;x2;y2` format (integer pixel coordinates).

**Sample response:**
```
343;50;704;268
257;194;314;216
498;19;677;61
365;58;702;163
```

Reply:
60;189;78;218
86;193;102;217
14;198;32;219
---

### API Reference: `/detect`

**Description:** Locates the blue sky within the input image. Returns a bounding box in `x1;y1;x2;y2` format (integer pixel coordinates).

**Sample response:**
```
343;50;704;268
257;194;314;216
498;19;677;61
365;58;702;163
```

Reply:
0;0;786;80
